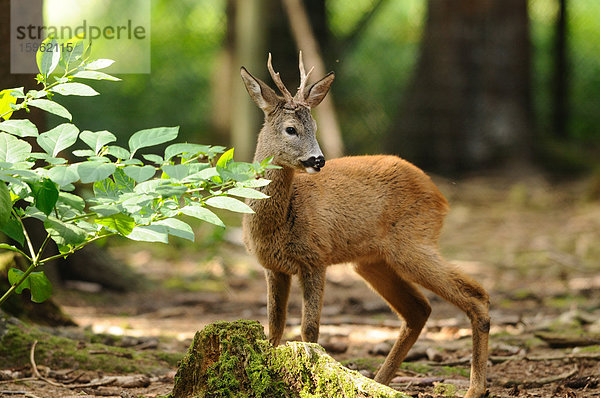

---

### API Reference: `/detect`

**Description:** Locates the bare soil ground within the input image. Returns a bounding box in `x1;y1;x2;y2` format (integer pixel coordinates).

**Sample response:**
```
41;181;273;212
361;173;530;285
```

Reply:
2;174;600;397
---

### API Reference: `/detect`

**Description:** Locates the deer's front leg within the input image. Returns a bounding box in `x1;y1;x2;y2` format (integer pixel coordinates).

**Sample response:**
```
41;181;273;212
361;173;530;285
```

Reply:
299;267;326;343
266;269;291;346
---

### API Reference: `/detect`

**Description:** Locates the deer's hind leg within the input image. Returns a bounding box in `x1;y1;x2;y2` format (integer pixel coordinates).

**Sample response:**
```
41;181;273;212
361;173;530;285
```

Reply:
393;247;490;398
354;259;432;385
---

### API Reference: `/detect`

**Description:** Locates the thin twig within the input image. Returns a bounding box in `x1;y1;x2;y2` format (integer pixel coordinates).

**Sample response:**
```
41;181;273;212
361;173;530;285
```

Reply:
68;377;117;389
499;365;579;387
29;341;118;389
0;378;36;385
29;341;64;388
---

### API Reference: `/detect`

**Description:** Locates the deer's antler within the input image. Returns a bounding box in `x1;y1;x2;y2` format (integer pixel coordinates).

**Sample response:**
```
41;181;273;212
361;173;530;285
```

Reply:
294;51;314;104
267;53;294;104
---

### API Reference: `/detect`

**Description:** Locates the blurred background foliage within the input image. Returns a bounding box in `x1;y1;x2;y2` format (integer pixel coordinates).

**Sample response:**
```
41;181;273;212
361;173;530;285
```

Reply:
36;0;600;174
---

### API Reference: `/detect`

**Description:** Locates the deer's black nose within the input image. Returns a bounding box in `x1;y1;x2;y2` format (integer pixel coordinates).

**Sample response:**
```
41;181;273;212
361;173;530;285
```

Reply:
302;155;325;171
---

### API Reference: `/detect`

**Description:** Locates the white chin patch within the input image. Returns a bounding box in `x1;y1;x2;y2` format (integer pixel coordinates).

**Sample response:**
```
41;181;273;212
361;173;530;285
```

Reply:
305;167;319;174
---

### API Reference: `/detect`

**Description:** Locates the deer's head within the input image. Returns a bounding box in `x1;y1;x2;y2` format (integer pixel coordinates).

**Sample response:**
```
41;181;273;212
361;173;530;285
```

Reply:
240;52;334;173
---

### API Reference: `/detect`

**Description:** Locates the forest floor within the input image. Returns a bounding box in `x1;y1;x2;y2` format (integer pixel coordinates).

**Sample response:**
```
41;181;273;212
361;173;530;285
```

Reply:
1;173;600;398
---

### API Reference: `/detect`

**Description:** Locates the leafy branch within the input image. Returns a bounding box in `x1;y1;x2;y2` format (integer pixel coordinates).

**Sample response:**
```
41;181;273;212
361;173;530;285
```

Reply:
0;35;272;307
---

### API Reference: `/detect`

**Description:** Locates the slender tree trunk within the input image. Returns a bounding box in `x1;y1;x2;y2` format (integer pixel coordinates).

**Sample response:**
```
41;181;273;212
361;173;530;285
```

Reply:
282;0;344;159
389;0;533;173
230;0;268;162
553;0;568;139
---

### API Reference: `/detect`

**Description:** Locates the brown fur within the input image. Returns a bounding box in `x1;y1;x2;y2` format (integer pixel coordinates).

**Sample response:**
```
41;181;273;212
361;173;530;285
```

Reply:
240;58;490;398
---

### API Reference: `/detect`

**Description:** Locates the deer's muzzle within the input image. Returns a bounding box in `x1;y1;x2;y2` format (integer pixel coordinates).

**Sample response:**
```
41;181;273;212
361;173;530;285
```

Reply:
301;155;325;173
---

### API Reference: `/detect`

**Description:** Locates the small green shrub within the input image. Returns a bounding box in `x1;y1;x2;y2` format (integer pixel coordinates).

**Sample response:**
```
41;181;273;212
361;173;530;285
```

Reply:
0;35;273;306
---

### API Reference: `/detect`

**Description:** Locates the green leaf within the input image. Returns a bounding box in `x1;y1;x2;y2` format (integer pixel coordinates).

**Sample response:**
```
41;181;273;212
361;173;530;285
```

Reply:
154;218;194;242
0;215;25;246
80;130;117;154
217;162;255;182
85;59;115;70
134;179;163;195
196;167;219;180
226;187;269;199
127;225;168;243
37;123;79;157
128;126;179;157
82;40;92;62
0;89;18;120
72;149;95;157
77;162;116;183
241;178;271;188
96;213;135;236
36;35;60;76
8;269;53;303
216;147;234;168
72;70;121;81
205;196;254;213
27;99;72;121
30;178;59;215
123;165;155;182
0;182;10;225
180;205;225;227
155;184;187;197
112;168;135;193
141;154;163;165
61;35;85;69
164;143;209;160
0;243;25;254
50;82;99;96
93;178;118;199
58;192;85;212
44;216;87;246
0;119;38;137
0;133;32;163
90;204;119;217
106;145;130;159
47;165;80;187
161;164;190;180
121;159;143;166
44;157;67;165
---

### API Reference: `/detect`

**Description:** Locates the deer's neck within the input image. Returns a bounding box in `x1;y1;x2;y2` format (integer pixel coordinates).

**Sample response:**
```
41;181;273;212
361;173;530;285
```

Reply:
244;135;296;235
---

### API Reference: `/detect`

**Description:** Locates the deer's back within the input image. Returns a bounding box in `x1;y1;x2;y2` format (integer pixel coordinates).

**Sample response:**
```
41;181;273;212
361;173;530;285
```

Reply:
289;155;449;265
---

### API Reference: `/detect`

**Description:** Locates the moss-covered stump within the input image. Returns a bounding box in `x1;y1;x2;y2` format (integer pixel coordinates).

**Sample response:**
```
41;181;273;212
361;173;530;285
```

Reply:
171;320;409;398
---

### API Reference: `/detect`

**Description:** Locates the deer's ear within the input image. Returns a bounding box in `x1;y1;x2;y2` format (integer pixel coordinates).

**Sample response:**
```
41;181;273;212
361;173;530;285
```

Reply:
304;72;334;108
240;67;279;112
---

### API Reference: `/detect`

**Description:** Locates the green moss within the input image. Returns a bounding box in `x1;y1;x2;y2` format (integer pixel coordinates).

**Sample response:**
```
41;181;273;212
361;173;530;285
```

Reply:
545;295;587;309
272;343;407;398
340;357;384;373
438;366;470;378
400;362;433;374
0;315;180;373
433;382;457;397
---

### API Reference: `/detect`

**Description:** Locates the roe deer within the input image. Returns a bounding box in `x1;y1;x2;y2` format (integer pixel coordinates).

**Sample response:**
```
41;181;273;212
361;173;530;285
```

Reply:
240;53;490;398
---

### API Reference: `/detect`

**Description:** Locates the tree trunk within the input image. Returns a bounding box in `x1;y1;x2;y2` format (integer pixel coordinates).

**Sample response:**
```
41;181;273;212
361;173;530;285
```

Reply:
389;0;533;174
553;0;568;139
171;320;408;398
229;0;268;162
282;0;344;158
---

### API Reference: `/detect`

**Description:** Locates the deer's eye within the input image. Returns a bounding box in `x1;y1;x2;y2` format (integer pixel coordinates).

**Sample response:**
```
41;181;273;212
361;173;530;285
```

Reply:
285;127;298;136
